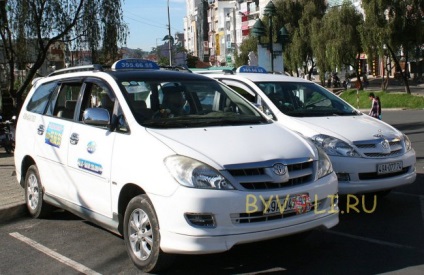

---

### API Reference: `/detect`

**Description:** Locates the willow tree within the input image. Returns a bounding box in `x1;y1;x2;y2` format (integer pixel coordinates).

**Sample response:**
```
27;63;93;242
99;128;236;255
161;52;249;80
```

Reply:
312;2;364;88
361;0;424;94
275;0;327;78
0;0;128;111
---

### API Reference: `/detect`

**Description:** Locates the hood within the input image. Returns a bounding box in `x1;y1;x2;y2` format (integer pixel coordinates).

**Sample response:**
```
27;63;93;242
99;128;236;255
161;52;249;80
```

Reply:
147;124;316;168
283;114;402;142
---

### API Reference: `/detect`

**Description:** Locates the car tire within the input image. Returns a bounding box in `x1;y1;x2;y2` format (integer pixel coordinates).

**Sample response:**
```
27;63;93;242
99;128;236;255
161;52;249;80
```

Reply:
123;195;175;273
25;165;52;218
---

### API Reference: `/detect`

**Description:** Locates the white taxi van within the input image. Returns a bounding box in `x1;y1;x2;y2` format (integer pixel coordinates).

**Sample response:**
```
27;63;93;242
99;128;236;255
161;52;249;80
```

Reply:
204;66;416;195
15;59;338;272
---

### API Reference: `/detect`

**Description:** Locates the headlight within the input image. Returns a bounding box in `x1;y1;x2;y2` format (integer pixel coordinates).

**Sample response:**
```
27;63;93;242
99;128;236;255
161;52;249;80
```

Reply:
164;155;235;190
312;134;360;157
403;134;412;151
316;147;333;179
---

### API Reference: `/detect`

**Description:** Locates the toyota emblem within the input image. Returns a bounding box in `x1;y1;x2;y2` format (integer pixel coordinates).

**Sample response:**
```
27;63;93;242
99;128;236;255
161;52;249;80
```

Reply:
272;163;286;176
381;140;390;149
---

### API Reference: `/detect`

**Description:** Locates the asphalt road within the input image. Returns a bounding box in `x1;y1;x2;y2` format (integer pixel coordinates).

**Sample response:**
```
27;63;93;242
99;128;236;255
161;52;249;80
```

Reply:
0;110;423;275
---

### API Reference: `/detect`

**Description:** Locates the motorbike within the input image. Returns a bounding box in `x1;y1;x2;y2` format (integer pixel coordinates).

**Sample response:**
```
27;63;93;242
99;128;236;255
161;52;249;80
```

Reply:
332;73;341;88
0;116;16;154
342;78;352;90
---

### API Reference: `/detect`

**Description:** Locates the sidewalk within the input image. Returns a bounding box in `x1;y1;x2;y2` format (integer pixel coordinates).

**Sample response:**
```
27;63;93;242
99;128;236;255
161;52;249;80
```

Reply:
0;148;26;224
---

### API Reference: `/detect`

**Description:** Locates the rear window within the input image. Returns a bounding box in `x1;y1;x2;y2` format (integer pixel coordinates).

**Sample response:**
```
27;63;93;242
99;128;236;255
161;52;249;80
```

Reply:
26;82;58;114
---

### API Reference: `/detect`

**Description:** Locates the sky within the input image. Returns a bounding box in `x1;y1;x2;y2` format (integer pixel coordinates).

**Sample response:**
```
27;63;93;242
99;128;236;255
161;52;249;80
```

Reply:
122;0;187;51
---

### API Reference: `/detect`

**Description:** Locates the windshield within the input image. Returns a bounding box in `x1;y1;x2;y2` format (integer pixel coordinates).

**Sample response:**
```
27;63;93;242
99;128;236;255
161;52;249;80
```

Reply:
119;79;269;128
256;81;359;117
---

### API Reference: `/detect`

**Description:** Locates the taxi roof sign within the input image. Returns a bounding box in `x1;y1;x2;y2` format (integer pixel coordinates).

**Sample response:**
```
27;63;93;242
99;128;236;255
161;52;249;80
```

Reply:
236;66;267;74
111;59;160;70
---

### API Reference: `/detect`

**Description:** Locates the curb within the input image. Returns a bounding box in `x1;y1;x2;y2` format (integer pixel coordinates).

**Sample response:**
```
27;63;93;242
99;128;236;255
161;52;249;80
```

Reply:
0;203;27;224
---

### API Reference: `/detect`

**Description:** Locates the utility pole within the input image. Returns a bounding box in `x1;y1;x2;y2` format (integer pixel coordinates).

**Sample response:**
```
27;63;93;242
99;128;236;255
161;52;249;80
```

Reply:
167;0;172;66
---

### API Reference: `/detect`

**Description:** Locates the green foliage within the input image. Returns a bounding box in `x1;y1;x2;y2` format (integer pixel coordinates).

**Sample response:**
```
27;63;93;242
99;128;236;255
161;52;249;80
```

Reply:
340;90;424;109
311;2;363;83
234;36;257;67
0;0;128;108
157;56;170;67
275;0;327;76
186;54;199;68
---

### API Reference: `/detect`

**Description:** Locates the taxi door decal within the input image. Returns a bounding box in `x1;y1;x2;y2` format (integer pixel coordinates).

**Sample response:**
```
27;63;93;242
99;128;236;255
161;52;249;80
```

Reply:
45;122;64;148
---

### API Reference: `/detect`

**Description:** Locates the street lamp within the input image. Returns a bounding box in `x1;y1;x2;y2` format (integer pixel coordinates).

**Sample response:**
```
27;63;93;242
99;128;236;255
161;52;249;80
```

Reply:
167;0;172;66
263;1;276;72
252;1;289;73
252;1;277;72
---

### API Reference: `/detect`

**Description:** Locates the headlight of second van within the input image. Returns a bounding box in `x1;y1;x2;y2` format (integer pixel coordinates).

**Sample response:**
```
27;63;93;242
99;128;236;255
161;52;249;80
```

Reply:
164;156;235;190
316;147;333;179
312;134;360;157
403;134;412;151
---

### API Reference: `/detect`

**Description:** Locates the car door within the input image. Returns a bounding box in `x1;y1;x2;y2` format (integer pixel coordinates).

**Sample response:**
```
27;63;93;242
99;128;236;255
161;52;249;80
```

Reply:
66;80;116;217
34;81;81;201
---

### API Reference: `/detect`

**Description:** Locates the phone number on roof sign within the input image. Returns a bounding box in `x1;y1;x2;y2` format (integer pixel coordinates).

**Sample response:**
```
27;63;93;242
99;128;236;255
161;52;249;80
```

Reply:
112;59;159;70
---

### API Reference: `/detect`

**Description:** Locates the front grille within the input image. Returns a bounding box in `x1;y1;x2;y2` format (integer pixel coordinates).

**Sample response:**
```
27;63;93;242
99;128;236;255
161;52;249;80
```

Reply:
227;160;314;190
229;167;263;177
240;175;313;189
364;149;403;158
354;138;404;158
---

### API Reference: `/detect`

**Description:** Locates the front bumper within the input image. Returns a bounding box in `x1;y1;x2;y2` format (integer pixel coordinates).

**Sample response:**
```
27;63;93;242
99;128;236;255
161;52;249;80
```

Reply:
149;172;339;254
331;149;417;194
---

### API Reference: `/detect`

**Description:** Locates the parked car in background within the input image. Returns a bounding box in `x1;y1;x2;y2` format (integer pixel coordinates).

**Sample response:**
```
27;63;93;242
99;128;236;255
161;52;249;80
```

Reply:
203;66;416;195
14;60;339;273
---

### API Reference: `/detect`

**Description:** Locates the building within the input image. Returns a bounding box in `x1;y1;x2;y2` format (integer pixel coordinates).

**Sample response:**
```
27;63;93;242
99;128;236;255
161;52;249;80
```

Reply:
185;0;271;67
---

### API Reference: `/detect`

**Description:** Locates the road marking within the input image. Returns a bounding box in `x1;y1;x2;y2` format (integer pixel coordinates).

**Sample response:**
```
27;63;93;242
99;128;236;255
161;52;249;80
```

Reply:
326;230;424;253
9;232;101;275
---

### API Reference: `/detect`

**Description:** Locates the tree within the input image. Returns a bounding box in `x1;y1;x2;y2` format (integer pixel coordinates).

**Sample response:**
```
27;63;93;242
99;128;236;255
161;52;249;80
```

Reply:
0;0;128;112
313;3;364;88
234;36;257;68
186;53;199;68
361;0;424;94
275;0;327;78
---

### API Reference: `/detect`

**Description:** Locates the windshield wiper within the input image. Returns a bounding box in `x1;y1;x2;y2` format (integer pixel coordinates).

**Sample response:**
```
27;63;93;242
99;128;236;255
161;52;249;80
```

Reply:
142;115;267;128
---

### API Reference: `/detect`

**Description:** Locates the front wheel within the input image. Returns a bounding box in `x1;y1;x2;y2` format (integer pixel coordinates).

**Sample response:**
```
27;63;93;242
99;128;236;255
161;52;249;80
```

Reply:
123;195;174;273
25;165;52;218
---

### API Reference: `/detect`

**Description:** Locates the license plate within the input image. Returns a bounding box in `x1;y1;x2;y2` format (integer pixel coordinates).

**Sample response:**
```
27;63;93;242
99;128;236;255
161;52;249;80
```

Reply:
265;194;312;215
377;161;403;175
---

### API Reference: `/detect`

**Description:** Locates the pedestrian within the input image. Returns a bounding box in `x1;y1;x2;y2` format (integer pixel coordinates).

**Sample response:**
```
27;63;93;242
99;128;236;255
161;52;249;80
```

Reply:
368;92;380;119
376;96;382;120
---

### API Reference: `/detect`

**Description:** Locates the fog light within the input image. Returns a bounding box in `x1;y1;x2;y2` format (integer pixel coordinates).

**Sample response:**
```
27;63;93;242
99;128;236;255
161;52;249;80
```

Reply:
185;213;216;228
337;173;350;182
333;193;339;208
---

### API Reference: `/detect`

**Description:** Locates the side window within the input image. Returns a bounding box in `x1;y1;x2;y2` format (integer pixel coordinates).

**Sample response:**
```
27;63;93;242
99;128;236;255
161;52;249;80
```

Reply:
49;83;82;119
220;79;256;102
26;82;58;114
257;95;275;118
229;86;255;102
303;87;331;108
80;81;129;133
80;82;114;121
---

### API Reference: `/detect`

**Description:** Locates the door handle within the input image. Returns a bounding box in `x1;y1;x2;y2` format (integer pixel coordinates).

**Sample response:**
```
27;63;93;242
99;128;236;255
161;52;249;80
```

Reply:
70;133;79;145
37;125;44;135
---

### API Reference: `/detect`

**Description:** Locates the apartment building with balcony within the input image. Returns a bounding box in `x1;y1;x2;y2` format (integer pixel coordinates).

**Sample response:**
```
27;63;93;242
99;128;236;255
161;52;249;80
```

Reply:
185;0;271;66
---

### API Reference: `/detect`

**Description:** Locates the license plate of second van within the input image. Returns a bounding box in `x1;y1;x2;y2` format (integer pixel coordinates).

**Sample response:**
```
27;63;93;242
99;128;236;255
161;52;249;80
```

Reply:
377;161;403;175
265;194;311;215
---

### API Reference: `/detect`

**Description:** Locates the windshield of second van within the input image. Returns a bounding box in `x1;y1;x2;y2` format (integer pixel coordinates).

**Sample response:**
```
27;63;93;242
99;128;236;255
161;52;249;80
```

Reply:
120;79;270;128
256;82;359;117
